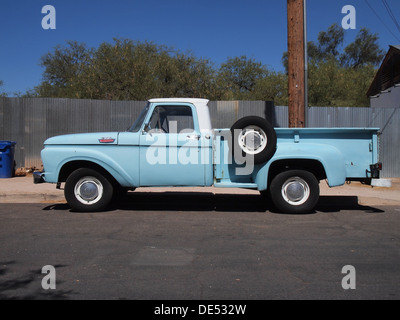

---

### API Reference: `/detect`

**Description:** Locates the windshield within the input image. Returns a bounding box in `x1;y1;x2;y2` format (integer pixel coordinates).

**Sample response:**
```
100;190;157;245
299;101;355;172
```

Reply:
128;103;150;132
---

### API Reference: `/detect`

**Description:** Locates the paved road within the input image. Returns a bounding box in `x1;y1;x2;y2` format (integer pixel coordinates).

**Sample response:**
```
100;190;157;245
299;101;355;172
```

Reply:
0;191;399;300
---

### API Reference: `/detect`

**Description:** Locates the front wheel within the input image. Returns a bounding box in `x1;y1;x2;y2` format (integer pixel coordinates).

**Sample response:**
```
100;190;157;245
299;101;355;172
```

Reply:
64;168;114;212
269;170;320;214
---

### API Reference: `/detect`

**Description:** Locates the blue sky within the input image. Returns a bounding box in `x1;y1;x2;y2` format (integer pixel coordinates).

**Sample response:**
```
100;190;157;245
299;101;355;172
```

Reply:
1;0;400;95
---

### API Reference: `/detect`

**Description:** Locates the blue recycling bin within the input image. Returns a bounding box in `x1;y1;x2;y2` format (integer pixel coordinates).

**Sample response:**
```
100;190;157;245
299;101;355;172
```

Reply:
0;141;16;178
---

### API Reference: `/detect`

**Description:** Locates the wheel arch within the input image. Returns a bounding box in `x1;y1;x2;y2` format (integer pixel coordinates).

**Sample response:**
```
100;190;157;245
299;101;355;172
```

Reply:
58;160;121;188
267;159;327;186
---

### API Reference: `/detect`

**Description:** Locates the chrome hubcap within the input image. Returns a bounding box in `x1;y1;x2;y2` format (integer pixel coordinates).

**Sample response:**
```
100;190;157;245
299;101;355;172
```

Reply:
74;177;103;205
238;126;267;155
281;177;310;206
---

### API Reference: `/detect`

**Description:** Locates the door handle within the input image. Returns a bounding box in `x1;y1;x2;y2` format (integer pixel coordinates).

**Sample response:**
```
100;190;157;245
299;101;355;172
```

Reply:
187;135;201;140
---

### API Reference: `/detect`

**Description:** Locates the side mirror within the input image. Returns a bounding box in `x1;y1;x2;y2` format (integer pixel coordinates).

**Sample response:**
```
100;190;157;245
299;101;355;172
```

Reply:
142;123;151;135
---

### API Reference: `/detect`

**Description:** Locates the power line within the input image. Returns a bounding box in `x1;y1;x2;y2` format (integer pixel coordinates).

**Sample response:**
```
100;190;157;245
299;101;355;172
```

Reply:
364;0;400;43
381;0;400;34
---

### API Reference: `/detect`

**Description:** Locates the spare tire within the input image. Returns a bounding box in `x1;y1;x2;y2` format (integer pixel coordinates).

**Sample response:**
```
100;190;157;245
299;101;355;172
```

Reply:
231;116;277;165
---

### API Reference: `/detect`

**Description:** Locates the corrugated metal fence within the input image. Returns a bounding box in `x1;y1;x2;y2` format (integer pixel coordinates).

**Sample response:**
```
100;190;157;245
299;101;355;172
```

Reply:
1;98;398;177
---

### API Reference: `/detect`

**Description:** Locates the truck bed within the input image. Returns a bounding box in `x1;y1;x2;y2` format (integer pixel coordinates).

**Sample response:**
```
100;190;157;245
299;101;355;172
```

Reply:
213;127;380;190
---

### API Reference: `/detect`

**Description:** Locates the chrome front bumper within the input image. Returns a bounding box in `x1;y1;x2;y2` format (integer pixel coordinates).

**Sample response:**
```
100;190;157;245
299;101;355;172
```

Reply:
33;171;45;184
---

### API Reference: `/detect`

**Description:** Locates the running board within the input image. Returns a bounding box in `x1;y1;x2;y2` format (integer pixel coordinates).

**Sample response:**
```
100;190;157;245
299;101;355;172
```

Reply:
213;182;258;189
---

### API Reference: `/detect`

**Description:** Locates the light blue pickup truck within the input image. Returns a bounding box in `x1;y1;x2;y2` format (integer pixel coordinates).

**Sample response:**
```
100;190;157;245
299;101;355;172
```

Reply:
34;98;382;213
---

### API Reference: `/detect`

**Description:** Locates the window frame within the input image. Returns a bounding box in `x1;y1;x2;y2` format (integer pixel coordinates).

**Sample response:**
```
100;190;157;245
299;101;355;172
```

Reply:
145;103;199;134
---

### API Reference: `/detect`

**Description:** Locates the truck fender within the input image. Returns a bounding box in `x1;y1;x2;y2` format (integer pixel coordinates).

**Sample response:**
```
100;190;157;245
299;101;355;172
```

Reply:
55;148;136;187
255;143;347;190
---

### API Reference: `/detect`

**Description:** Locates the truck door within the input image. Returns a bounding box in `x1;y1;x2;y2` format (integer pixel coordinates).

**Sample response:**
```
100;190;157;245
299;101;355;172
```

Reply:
139;104;206;186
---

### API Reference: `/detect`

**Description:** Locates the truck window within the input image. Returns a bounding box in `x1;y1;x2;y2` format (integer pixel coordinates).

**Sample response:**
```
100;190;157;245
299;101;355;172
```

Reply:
149;106;194;133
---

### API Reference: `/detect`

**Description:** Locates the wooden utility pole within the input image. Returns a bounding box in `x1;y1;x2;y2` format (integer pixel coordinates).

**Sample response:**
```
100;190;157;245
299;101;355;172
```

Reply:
287;0;305;128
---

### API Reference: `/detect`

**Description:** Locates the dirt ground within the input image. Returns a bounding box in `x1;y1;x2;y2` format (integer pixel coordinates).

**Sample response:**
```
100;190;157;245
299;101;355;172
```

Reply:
319;178;400;206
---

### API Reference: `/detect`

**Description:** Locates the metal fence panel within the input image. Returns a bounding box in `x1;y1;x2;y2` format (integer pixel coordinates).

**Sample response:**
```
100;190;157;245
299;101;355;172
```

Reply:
0;98;398;177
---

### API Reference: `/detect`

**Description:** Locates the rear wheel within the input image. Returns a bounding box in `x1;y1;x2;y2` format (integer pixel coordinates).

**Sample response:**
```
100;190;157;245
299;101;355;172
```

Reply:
64;168;114;212
269;170;320;214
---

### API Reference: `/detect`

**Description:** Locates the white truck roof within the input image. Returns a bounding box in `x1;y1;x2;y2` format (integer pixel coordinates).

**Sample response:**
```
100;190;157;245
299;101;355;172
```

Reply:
148;98;212;133
149;98;209;104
